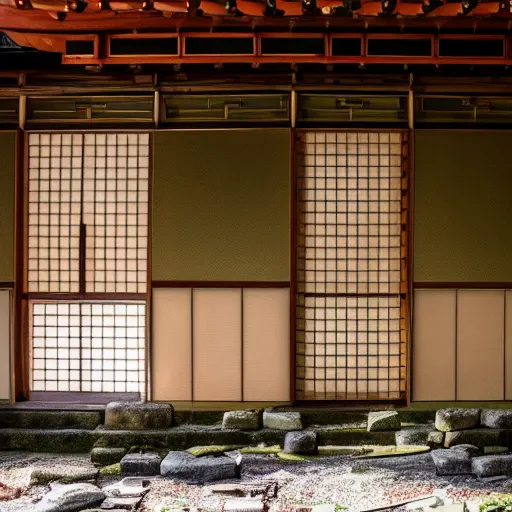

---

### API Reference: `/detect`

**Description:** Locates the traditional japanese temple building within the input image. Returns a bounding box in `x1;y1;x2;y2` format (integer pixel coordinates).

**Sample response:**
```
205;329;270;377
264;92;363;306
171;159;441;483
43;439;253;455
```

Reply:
0;0;511;407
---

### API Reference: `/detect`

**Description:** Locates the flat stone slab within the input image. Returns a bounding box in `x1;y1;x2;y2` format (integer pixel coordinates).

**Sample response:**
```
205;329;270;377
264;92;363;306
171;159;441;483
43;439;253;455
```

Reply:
284;430;317;454
431;449;473;475
263;411;302;431
444;429;508;448
91;447;127;467
367;411;401;432
160;451;238;483
120;453;162;476
35;483;106;512
104;402;173;430
484;446;509;455
222;411;260;431
435;408;480;432
100;496;142;509
481;410;512;429
472;454;512;477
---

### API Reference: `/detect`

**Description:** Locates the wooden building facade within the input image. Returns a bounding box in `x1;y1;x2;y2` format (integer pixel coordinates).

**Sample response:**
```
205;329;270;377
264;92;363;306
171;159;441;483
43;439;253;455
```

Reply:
0;0;511;405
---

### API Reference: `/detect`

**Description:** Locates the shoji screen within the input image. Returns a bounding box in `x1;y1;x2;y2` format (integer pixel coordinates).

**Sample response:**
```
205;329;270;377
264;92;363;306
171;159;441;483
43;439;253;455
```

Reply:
295;131;408;401
27;133;149;395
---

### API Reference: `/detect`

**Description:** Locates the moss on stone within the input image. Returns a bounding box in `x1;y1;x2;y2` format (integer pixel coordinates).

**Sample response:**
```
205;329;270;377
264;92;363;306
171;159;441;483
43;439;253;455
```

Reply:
0;429;96;453
277;452;314;462
316;428;396;446
30;469;98;485
99;463;122;476
240;445;281;454
354;445;430;459
317;446;369;456
186;445;243;456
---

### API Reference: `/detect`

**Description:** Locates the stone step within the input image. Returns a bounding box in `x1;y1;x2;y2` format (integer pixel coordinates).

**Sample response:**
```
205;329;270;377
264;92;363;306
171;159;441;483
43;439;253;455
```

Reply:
315;427;397;446
0;424;412;453
0;428;97;452
0;410;103;430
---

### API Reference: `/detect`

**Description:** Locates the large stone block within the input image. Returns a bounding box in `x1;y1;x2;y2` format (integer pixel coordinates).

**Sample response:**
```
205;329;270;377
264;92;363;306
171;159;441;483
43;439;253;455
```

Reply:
35;483;105;512
160;451;238;483
444;429;508;448
120;453;162;476
283;430;317;455
222;411;260;431
396;425;437;446
104;402;174;430
367;411;401;432
472;455;512;477
263;411;302;431
435;409;480;432
481;410;512;429
431;449;473;475
91;447;127;467
450;444;481;457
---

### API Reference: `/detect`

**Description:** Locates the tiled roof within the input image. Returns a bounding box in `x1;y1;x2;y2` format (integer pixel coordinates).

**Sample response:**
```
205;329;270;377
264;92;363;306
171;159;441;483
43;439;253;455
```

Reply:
0;0;509;19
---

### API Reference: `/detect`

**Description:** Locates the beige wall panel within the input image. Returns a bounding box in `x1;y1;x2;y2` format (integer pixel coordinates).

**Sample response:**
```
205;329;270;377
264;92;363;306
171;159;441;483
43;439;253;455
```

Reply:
504;291;512;400
152;288;192;401
243;289;290;402
413;290;456;401
0;290;11;401
153;130;290;282
457;290;504;400
193;289;242;401
0;133;15;282
415;131;512;282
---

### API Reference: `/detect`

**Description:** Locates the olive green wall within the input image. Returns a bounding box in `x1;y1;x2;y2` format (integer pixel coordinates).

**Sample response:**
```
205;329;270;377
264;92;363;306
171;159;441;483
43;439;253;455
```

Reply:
414;130;512;282
153;130;290;281
0;132;15;282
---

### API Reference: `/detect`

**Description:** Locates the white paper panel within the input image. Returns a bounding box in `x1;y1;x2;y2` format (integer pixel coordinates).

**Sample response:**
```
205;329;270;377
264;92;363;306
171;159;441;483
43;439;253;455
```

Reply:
457;290;504;401
193;289;242;401
243;288;290;402
413;289;456;401
0;290;11;401
152;288;192;401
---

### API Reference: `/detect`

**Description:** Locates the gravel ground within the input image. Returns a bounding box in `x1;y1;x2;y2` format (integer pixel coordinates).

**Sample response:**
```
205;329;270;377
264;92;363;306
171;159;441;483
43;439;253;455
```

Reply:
0;451;509;512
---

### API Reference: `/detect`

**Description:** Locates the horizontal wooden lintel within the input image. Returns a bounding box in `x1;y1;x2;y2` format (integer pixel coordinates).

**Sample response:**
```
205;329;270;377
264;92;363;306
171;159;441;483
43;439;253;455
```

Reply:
152;280;290;288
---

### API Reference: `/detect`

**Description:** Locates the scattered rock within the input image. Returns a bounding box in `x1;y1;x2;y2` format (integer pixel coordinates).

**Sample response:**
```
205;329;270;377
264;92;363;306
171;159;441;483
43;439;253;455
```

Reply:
34;483;106;512
222;411;261;431
99;464;121;477
428;505;465;512
104;402;173;430
484;446;509;455
100;496;143;509
208;483;246;495
0;482;22;501
450;444;481;457
120;453;162;476
283;430;317;455
91;447;127;466
396;426;436;446
444;429;507;448
263;411;303;431
405;496;443;510
431;449;473;475
472;454;512;477
103;477;150;498
367;411;401;432
481;409;512;429
224;498;265;511
435;409;480;432
160;451;238;483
